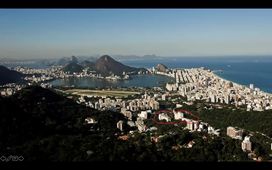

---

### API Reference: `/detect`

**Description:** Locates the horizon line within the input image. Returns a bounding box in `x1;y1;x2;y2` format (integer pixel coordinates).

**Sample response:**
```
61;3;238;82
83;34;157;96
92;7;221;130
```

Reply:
1;54;272;60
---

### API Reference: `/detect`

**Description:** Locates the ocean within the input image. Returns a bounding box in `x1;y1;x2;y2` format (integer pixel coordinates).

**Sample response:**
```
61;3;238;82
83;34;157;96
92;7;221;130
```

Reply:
121;56;272;94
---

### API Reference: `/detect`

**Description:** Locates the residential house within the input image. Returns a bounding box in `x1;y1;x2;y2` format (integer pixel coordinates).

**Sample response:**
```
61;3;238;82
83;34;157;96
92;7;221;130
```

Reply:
118;135;129;140
85;117;98;124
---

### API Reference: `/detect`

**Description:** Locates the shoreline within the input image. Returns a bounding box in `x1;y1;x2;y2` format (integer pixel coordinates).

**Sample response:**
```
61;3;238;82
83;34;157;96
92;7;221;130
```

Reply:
211;70;272;95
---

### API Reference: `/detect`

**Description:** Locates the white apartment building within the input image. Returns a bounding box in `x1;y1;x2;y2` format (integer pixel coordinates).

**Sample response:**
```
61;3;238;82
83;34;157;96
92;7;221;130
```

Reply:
242;136;252;152
138;111;148;120
117;120;123;131
174;112;184;120
186;120;199;131
138;124;146;133
227;126;243;140
158;113;171;122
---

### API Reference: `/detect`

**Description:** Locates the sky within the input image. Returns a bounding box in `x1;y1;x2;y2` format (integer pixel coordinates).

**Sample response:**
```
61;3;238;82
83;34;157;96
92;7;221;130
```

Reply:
1;8;272;59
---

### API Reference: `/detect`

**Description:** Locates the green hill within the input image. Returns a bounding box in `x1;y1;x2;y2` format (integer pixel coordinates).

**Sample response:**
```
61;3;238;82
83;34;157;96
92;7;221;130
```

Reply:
0;85;127;160
93;55;147;76
0;65;23;85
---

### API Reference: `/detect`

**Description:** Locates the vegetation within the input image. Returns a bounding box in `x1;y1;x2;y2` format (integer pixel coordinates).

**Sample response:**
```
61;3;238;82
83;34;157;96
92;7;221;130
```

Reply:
191;105;272;137
1;85;272;161
0;65;23;85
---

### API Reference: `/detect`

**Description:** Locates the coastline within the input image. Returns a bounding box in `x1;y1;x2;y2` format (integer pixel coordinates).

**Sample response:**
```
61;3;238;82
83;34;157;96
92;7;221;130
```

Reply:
211;70;272;95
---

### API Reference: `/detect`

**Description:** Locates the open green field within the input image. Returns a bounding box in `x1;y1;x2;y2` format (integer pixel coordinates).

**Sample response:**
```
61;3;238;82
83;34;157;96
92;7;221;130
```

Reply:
56;89;140;97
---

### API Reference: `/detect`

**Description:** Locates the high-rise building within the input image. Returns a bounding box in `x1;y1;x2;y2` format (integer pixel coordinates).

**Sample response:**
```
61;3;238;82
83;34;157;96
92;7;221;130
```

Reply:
196;81;200;88
158;113;171;122
138;124;146;133
205;79;209;88
150;101;159;110
250;84;254;90
138;111;148;119
94;102;100;110
242;136;252;152
122;101;128;108
99;99;103;104
229;82;233;88
154;101;159;110
215;83;220;90
225;95;230;104
117;120;123;131
211;95;216;103
104;98;111;104
227;126;243;140
186;120;199;131
162;94;166;101
174;112;184;120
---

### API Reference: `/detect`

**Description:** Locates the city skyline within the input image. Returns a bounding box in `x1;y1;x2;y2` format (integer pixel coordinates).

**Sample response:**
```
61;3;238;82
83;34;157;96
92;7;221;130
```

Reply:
1;9;272;59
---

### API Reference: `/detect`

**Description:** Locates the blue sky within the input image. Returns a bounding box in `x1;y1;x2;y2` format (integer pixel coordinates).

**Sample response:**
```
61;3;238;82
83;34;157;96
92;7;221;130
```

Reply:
1;9;272;59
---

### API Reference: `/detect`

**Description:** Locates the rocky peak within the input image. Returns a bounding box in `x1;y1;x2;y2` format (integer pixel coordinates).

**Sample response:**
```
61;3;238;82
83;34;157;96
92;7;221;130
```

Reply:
156;63;168;73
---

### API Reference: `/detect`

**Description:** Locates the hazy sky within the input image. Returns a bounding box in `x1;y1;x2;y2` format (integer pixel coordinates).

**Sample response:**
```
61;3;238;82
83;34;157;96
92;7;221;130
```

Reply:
1;8;272;59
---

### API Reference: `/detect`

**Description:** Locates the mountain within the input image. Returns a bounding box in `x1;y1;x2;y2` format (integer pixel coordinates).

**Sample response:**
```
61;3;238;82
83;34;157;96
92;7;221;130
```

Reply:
62;63;84;73
76;56;97;62
0;85;127;160
111;54;162;61
0;65;23;85
156;63;168;73
70;56;79;63
57;57;70;65
80;60;95;68
141;54;158;59
93;55;147;76
57;56;97;66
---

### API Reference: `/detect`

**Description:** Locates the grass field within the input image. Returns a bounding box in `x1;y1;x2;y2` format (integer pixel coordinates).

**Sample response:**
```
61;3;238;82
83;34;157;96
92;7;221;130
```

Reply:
56;89;140;97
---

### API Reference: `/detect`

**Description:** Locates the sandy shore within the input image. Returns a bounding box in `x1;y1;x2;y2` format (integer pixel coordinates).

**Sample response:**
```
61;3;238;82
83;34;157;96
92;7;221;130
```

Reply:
211;71;244;88
211;70;272;96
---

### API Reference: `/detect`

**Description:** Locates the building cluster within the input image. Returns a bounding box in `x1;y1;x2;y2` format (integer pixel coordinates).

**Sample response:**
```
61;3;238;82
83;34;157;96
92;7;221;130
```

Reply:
123;93;160;111
73;90;164;134
0;83;25;96
159;67;272;112
120;92;162;133
0;82;53;97
227;126;254;153
12;66;101;80
184;118;220;136
154;109;221;136
9;64;152;87
23;74;54;83
77;96;122;112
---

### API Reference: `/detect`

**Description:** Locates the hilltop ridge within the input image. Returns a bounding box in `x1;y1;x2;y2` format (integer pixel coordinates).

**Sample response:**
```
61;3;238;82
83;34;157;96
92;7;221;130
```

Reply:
93;55;147;76
0;65;23;85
